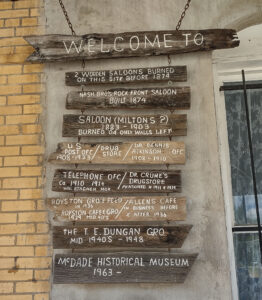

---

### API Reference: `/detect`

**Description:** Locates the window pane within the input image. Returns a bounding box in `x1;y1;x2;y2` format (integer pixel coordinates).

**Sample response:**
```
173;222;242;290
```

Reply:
224;83;262;225
234;233;262;300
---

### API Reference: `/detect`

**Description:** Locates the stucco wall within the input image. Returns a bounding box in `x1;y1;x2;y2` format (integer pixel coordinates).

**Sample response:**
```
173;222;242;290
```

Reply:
44;1;262;299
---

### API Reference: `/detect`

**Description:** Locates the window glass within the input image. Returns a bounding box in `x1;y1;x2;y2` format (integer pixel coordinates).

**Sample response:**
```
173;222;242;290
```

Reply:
224;84;262;225
233;233;262;300
224;81;262;300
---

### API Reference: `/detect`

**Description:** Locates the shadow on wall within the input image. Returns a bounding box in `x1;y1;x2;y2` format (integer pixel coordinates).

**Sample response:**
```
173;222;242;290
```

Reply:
229;11;262;32
212;0;262;31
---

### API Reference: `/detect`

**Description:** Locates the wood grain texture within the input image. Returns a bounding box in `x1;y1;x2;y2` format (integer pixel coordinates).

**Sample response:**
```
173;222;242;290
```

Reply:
52;169;181;194
62;114;187;137
54;252;198;283
48;141;185;165
25;29;239;62
66;87;190;110
53;225;192;249
47;196;186;222
65;66;187;86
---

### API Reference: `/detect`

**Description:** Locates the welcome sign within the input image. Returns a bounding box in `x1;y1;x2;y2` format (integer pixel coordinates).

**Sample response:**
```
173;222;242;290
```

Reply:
25;29;239;62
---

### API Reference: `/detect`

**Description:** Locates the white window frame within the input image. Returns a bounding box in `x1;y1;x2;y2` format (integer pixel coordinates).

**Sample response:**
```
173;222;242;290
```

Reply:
212;56;262;300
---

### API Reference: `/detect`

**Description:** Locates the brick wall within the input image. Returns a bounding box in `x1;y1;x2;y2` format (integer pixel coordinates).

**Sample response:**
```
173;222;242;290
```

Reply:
0;1;51;300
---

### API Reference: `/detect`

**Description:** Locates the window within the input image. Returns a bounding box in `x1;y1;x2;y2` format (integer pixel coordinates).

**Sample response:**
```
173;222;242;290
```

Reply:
224;81;262;300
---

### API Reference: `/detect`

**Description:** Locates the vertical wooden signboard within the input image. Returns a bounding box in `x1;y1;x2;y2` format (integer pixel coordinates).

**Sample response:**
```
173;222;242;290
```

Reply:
36;28;241;286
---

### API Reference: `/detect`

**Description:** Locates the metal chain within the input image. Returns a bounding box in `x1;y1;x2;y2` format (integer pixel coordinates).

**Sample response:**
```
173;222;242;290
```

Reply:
58;0;76;35
81;59;86;93
176;0;192;30
167;0;192;67
58;0;191;34
167;55;171;65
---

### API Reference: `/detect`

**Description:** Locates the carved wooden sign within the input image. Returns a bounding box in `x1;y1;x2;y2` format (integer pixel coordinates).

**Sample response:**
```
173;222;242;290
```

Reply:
66;87;190;110
65;66;186;85
52;169;181;194
25;29;239;62
47;196;186;222
63;114;187;137
53;225;192;249
54;252;198;283
48;141;185;165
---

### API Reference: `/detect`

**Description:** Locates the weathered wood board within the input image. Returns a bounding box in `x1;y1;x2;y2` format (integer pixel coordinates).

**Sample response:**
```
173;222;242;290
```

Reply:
62;114;187;137
65;66;186;86
52;169;181;194
48;141;185;165
25;29;239;62
47;196;186;222
54;252;198;283
53;225;192;249
66;87;190;110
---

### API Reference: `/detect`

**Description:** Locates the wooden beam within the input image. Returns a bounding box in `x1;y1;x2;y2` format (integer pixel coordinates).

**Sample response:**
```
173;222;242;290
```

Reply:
48;141;185;165
47;196;187;222
54;252;198;283
25;29;239;62
52;169;181;194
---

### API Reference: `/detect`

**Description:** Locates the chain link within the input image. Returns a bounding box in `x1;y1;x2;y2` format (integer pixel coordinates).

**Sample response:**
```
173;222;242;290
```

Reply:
168;0;192;67
176;0;192;30
82;59;86;69
58;0;76;35
58;0;191;36
58;0;191;34
167;55;171;65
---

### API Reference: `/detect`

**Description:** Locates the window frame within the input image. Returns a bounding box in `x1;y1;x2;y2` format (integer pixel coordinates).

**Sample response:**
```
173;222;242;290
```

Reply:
213;59;262;300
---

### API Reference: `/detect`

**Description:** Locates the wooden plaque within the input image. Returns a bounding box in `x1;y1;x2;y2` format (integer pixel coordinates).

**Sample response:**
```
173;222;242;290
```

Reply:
47;196;186;222
25;29;239;62
65;66;186;86
53;225;192;249
52;169;181;194
66;87;190;110
48;141;185;165
54;252;198;283
62;114;187;137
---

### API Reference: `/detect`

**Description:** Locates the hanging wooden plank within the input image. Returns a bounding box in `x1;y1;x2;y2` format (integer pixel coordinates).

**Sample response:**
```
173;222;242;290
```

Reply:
25;29;239;62
62;114;187;137
52;169;181;194
53;225;192;249
48;141;185;165
47;196;186;222
66;86;190;110
65;66;187;86
54;252;198;283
